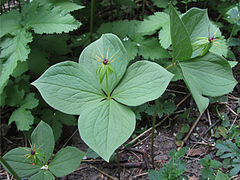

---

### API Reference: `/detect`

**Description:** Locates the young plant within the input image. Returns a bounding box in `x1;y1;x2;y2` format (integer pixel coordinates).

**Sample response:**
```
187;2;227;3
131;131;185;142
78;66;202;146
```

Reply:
31;33;173;162
168;5;237;113
216;140;240;176
2;121;85;180
148;147;188;180
199;155;222;180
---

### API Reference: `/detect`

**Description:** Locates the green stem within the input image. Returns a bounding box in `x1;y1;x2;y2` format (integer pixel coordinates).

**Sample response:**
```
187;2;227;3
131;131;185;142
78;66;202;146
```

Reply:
151;99;159;169
228;24;236;44
142;0;146;20
185;2;188;12
90;0;95;42
166;62;175;70
106;72;109;97
116;149;121;179
0;156;21;180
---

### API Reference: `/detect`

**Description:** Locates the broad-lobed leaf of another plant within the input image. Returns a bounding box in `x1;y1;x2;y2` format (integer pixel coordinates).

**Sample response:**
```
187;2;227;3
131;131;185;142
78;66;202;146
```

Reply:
49;146;85;177
78;99;136;162
39;0;84;13
112;61;173;106
31;61;105;115
169;4;192;61
179;53;237;113
0;28;33;94
22;1;81;34
0;10;21;38
79;33;129;93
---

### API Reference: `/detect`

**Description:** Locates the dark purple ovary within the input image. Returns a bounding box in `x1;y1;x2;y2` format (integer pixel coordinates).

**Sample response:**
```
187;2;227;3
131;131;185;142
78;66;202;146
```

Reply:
208;36;214;42
103;58;108;65
31;150;35;155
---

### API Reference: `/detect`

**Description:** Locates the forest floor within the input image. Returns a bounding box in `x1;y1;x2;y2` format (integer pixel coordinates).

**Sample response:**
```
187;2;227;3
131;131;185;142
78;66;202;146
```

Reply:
1;62;239;180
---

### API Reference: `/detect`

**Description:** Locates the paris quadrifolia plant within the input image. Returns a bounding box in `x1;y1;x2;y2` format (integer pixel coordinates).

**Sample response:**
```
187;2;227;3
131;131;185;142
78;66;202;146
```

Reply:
1;121;85;180
30;33;174;162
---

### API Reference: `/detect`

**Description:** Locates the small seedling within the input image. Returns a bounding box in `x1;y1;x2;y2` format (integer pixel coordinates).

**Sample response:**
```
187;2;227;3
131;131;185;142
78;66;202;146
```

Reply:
2;121;85;180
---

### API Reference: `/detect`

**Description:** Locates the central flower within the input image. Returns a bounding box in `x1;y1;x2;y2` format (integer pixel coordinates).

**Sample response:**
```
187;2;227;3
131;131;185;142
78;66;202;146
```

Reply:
103;58;108;65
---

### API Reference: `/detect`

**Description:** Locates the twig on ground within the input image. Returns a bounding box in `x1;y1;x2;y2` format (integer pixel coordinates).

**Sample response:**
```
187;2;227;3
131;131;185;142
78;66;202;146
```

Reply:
228;94;240;101
61;128;78;149
207;109;214;137
178;110;206;150
166;89;187;94
200;119;221;138
229;116;238;132
225;104;239;117
90;165;118;180
129;94;190;145
133;172;148;179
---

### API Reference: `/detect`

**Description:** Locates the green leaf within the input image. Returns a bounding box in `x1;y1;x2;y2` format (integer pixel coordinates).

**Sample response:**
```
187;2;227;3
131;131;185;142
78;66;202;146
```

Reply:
5;83;25;106
78;99;136;162
138;38;170;59
28;47;49;75
31;121;55;164
40;0;84;13
8;108;34;131
112;61;173;106
151;0;171;8
215;170;230;180
29;170;54;180
216;140;240;159
55;111;77;126
181;8;209;43
169;4;192;61
179;53;237;113
79;33;129;93
12;61;29;78
0;10;21;38
23;2;81;34
0;29;33;94
225;6;240;25
34;34;71;55
3;147;40;178
97;20;142;61
31;61;104;115
49;146;85;177
21;93;39;109
138;12;170;35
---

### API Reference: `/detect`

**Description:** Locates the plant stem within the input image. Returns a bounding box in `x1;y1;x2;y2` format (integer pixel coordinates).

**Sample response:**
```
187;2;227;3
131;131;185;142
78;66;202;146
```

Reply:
90;0;95;42
0;156;21;180
166;62;175;70
106;72;109;97
228;24;236;44
142;0;146;20
151;99;159;169
116;149;121;179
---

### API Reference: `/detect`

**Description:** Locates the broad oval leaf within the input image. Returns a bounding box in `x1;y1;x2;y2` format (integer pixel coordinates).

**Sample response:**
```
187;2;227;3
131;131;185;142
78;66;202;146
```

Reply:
31;61;104;115
78;99;136;162
179;52;237;113
31;121;55;164
29;170;54;180
79;33;129;94
49;146;85;177
3;148;40;178
169;4;192;61
112;61;173;106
